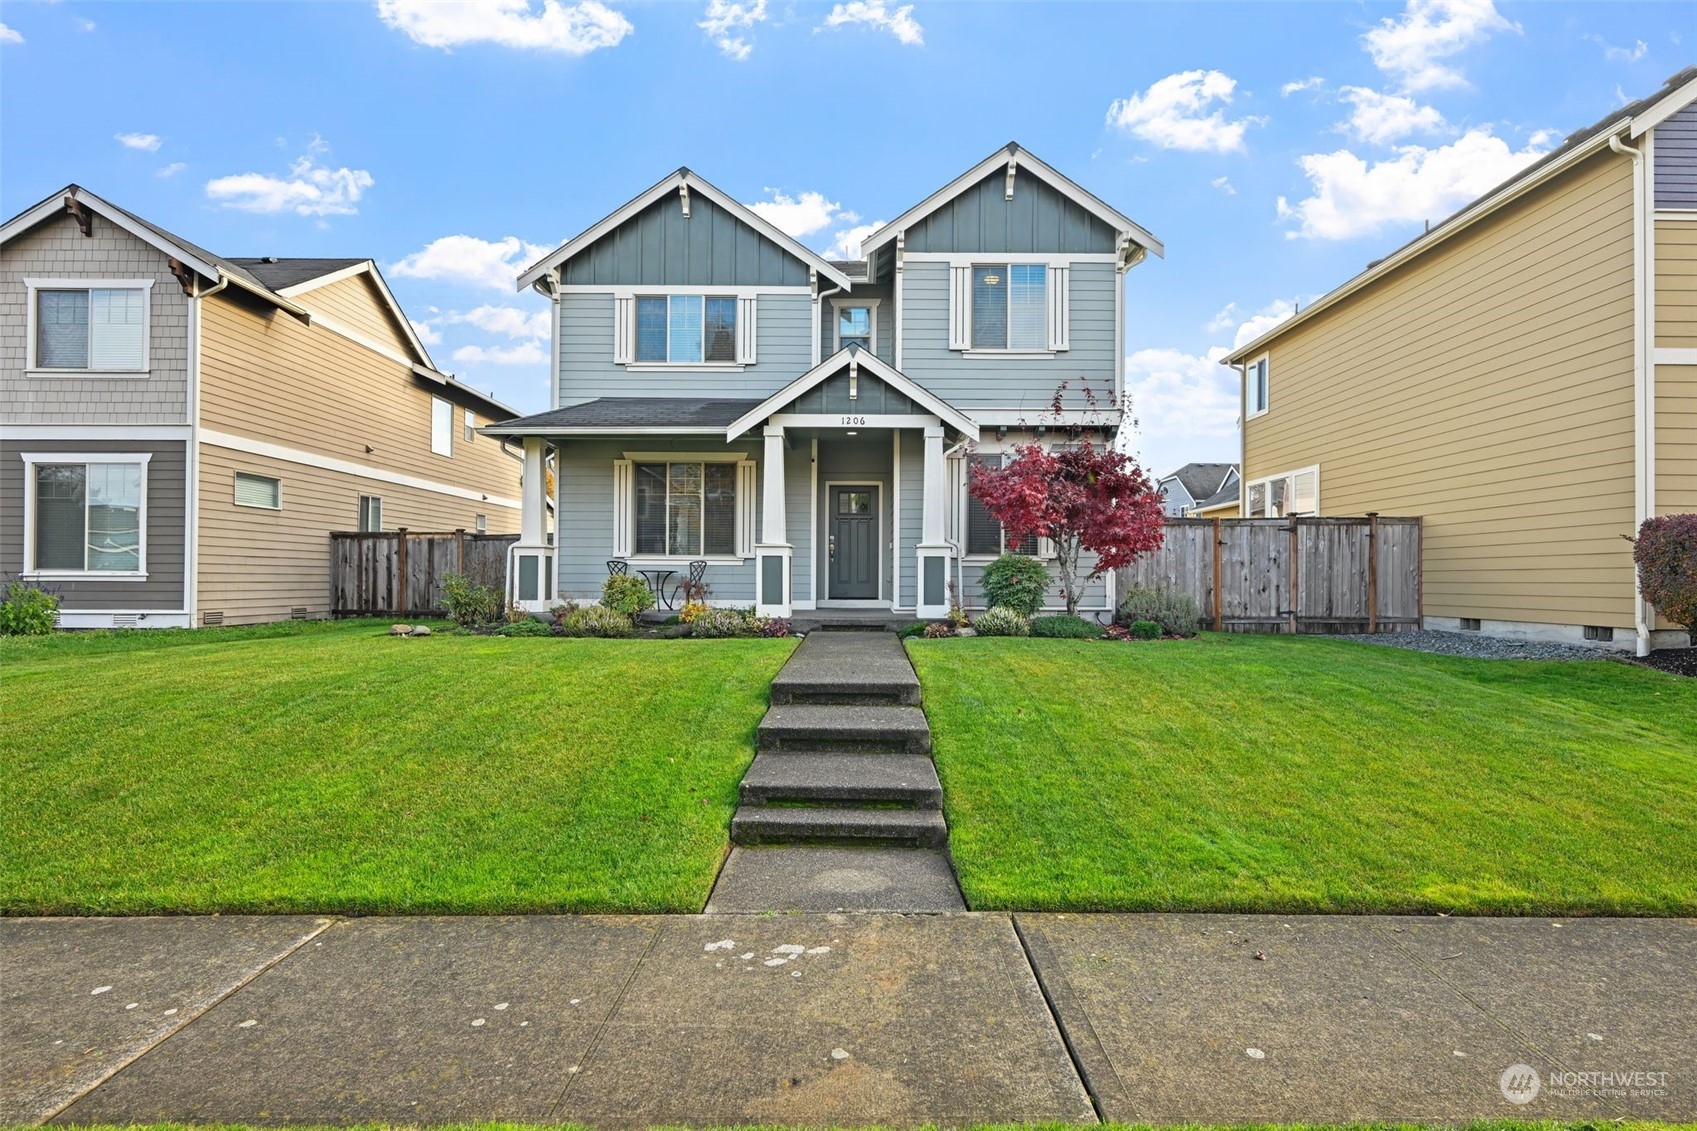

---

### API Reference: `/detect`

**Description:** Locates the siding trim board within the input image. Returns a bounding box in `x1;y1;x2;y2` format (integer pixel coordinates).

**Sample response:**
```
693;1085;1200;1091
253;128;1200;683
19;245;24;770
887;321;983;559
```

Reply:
200;429;522;509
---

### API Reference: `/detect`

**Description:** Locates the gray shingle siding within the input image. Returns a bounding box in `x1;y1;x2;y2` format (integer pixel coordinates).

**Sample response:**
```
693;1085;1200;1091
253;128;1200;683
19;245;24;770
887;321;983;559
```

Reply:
1654;101;1697;210
903;169;1119;255
559;192;811;287
1;212;191;425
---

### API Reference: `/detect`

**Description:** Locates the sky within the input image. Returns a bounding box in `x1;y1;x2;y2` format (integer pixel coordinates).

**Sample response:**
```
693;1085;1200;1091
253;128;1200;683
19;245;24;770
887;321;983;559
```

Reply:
1;0;1690;476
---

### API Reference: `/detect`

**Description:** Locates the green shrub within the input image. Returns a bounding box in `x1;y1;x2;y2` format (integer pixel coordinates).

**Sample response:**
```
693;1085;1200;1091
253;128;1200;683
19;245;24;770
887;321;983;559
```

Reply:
1114;586;1201;638
601;574;655;617
442;571;503;628
561;604;634;638
496;616;552;637
898;621;928;639
1030;614;1104;639
0;581;59;636
1634;513;1697;632
973;605;1030;637
980;553;1051;617
1131;619;1161;640
691;607;755;638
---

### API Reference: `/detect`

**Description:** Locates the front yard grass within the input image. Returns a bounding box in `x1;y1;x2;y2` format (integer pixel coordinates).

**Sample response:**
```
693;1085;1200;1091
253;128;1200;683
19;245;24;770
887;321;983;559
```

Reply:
909;634;1697;916
1;620;794;915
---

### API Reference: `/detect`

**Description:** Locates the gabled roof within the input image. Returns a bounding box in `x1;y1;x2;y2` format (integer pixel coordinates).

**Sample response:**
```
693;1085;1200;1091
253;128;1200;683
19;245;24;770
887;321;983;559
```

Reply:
236;257;439;371
1192;477;1241;513
858;142;1164;260
517;168;856;293
1160;462;1237;504
1225;66;1697;365
481;397;762;436
725;347;980;441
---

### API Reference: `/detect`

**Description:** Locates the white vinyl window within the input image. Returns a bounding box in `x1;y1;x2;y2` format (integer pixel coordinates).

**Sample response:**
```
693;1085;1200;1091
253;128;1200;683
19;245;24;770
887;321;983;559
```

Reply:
27;280;151;372
475;513;487;533
965;453;1040;557
1245;466;1319;517
24;455;148;575
635;295;737;363
834;301;876;352
949;263;1069;352
463;409;478;442
1245;355;1270;418
612;456;756;560
234;471;281;509
431;397;453;456
358;494;383;532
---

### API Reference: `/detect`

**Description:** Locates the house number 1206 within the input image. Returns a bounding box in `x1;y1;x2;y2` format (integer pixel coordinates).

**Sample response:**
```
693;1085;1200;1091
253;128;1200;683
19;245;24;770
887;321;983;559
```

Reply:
841;416;866;425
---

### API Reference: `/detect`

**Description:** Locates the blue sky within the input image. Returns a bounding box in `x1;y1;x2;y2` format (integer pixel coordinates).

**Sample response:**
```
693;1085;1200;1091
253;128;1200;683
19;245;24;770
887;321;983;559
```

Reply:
2;0;1689;475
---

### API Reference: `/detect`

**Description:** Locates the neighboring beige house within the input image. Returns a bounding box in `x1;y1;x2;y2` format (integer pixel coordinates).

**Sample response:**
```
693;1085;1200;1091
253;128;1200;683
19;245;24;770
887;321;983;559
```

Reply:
1224;67;1697;654
1;185;522;627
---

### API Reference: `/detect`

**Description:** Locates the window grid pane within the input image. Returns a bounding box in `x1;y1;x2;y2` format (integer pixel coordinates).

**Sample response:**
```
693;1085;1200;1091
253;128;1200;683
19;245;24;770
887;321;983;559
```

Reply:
1007;265;1047;349
970;267;1007;350
38;290;90;369
634;464;667;554
34;464;87;570
90;288;145;370
703;463;737;556
86;463;142;571
666;462;703;556
966;455;1002;556
635;297;668;362
704;297;737;363
668;297;703;363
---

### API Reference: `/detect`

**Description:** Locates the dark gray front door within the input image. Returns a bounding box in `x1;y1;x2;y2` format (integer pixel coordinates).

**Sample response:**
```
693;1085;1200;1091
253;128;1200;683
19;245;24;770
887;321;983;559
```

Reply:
828;485;878;600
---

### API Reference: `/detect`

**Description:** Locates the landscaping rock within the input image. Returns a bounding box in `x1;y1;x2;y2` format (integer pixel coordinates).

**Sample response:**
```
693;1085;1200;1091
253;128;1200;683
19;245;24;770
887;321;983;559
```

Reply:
408;625;431;637
388;624;411;636
1325;629;1613;661
956;627;977;637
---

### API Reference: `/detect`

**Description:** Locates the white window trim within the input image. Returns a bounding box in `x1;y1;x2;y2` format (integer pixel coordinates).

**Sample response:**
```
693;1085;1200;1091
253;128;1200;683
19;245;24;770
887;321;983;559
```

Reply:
1245;353;1270;420
463;409;478;443
19;452;151;579
950;261;1068;355
830;297;880;353
612;451;757;561
1243;464;1321;518
358;494;384;532
23;277;155;376
624;293;750;368
961;448;1054;561
430;396;453;458
233;471;282;510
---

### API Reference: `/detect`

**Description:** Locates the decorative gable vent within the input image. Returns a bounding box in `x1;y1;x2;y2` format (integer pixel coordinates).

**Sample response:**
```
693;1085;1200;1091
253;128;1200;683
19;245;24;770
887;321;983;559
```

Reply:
202;611;225;626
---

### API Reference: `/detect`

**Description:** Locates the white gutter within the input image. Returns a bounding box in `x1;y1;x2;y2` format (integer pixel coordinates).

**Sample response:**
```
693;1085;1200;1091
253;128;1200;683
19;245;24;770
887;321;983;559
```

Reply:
1610;133;1655;657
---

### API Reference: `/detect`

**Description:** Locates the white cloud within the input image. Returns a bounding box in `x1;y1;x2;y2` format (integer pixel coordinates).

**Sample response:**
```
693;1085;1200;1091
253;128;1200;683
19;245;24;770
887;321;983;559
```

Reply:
1106;70;1262;153
452;341;547;365
829;220;883;259
747;188;853;239
376;0;631;55
1363;0;1519;92
446;304;552;339
1231;299;1296;348
818;1;922;46
1210;176;1237;196
1337;86;1447;144
389;235;552;291
698;0;765;60
1585;35;1648;63
115;132;162;152
156;162;188;178
205;139;373;218
1281;76;1324;96
1124;346;1240;464
0;22;22;44
75;17;96;32
1204;303;1238;334
410;319;443;346
1277;128;1549;240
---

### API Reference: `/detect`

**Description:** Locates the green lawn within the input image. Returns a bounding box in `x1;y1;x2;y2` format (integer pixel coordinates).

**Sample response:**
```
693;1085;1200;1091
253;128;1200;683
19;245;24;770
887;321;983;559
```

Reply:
909;634;1697;916
1;620;794;915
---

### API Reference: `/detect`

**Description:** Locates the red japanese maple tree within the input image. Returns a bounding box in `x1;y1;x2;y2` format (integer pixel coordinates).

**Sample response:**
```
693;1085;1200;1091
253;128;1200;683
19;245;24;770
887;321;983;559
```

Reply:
969;436;1166;618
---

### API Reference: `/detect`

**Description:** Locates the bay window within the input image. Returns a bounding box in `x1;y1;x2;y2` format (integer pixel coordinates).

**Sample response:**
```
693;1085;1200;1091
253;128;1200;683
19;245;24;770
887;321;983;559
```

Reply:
29;281;150;372
26;456;147;575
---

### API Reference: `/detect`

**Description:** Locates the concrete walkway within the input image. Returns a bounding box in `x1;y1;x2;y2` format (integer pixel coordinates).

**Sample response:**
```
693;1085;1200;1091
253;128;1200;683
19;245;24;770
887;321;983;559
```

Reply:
5;913;1693;1126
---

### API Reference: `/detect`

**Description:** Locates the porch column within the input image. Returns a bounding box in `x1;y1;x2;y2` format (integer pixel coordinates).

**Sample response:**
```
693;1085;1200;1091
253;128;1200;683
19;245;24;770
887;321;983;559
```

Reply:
510;436;554;612
755;425;792;617
915;422;953;619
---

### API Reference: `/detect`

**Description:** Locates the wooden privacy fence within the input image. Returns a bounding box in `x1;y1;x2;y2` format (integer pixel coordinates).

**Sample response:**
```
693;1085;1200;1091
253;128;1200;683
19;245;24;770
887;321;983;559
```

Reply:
1116;516;1422;634
330;530;519;617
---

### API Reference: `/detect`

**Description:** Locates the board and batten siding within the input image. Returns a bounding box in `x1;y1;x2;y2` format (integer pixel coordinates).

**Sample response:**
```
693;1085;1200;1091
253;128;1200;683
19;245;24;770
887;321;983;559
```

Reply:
289;272;415;357
902;167;1120;255
1653;101;1697;210
897;259;1117;409
1242;147;1638;628
559;191;811;287
0;437;187;611
1655;219;1697;348
197;445;519;625
557;291;813;403
0;211;191;425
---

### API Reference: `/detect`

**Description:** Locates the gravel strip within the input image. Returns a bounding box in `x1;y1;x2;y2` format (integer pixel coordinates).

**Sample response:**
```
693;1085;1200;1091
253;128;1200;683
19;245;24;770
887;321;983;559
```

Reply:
1324;629;1617;661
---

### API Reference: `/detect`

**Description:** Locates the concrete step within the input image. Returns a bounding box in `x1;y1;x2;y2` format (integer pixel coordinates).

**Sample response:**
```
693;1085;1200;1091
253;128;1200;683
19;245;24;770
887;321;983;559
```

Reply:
739;753;942;807
730;805;949;847
770;632;923;705
757;704;932;755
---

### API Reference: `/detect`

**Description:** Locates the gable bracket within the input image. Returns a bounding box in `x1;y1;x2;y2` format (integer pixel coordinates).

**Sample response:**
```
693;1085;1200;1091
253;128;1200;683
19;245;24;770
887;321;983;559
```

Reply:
63;194;93;237
167;258;196;297
679;184;691;218
1005;158;1017;201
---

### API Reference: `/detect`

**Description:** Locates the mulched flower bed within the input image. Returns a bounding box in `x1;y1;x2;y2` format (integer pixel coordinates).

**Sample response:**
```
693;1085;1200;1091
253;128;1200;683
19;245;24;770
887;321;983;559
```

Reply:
1630;647;1697;678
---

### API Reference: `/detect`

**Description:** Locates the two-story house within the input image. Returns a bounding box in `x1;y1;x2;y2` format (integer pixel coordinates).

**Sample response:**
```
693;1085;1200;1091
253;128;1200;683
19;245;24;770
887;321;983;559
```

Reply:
1;185;522;627
486;144;1161;620
1221;68;1697;655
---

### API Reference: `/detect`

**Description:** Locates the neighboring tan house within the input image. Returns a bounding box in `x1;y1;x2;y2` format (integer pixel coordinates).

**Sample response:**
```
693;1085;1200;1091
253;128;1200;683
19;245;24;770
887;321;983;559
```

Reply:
1188;475;1241;520
486;144;1162;618
1155;461;1237;517
1222;68;1697;654
1;185;522;627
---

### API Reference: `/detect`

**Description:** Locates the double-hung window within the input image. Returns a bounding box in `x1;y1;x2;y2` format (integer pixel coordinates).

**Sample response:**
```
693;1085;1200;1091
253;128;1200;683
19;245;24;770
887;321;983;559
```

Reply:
634;295;738;363
1245;466;1318;518
836;304;873;352
971;264;1048;350
1245;355;1270;418
30;281;150;372
26;456;147;575
358;495;383;532
431;397;453;456
965;454;1040;557
633;461;738;557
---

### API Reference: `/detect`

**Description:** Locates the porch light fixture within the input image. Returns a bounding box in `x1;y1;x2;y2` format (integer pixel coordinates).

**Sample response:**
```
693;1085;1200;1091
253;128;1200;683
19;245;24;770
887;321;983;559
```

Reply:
845;430;858;436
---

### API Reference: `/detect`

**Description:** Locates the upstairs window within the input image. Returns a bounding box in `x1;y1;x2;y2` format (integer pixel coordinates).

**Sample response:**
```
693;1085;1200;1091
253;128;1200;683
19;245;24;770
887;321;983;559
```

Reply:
431;397;453;456
966;454;1040;557
1246;356;1269;417
635;295;737;363
27;458;146;574
970;264;1047;350
836;305;873;352
32;284;149;371
463;410;478;443
633;461;738;557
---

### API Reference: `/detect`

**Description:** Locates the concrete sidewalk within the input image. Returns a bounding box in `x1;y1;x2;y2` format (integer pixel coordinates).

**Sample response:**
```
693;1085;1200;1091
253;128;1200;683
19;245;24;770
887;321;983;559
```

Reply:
3;913;1692;1127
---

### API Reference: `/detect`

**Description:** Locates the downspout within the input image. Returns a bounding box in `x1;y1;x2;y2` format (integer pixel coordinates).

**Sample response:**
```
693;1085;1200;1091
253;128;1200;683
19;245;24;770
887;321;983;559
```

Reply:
815;277;845;365
185;271;232;628
1237;362;1248;516
1610;133;1652;657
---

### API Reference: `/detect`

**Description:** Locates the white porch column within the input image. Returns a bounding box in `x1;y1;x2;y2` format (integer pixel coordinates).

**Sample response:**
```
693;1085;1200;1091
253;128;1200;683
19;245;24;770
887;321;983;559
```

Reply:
915;422;953;619
510;436;554;612
755;425;792;617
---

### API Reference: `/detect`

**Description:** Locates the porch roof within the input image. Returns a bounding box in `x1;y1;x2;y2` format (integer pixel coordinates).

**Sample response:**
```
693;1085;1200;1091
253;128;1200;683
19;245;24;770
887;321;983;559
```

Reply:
724;347;980;441
479;397;762;437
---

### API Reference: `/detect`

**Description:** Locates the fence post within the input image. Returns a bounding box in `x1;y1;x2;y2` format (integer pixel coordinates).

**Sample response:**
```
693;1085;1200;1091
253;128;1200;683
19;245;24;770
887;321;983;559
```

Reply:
1287;518;1299;634
1211;517;1224;632
455;527;466;578
1415;516;1425;629
1366;511;1380;634
396;528;409;618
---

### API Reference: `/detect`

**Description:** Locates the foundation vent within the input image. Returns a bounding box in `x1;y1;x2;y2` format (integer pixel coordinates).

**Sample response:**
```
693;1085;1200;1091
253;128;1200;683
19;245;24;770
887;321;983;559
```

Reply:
291;607;309;620
1583;625;1614;642
111;614;139;629
202;611;225;627
1459;618;1481;631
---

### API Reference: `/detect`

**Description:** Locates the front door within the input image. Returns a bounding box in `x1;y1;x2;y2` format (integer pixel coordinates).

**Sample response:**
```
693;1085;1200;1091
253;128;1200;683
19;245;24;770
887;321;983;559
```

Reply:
828;485;879;600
